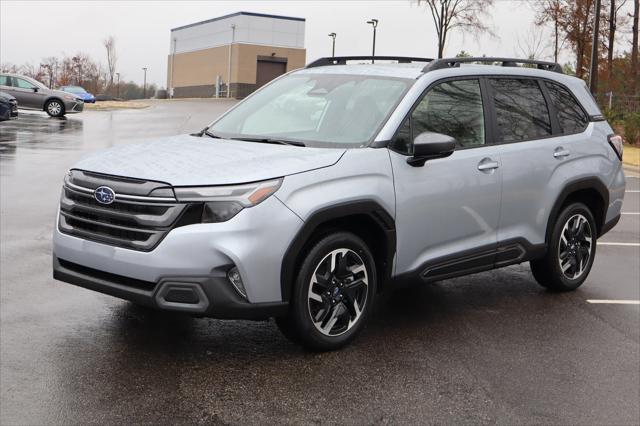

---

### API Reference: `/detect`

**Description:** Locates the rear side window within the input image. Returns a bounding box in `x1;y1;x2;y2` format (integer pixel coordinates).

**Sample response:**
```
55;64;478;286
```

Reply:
490;79;552;142
0;75;10;86
544;81;588;134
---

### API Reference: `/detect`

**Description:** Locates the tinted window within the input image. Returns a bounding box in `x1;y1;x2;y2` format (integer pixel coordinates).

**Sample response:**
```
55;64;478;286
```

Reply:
545;81;588;134
392;117;412;153
411;79;485;148
491;79;552;142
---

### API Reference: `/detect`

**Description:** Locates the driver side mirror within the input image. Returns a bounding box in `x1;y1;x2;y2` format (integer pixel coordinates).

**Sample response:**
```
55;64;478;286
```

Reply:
407;132;456;167
32;87;39;92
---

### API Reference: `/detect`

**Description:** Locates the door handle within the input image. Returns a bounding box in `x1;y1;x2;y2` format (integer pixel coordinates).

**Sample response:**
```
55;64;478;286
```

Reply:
553;147;570;158
477;158;499;171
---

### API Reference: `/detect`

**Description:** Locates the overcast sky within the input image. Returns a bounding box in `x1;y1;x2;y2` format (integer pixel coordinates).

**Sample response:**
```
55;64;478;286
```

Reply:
0;1;635;87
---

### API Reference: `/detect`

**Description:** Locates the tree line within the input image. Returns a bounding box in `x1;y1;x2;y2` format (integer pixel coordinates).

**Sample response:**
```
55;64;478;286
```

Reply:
416;0;639;97
0;36;158;100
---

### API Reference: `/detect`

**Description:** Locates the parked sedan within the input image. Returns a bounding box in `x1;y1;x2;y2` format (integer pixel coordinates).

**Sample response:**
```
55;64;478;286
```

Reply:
0;73;84;117
0;91;18;121
60;86;96;103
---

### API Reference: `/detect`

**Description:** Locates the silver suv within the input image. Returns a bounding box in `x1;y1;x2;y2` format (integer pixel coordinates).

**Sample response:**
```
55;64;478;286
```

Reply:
52;56;626;350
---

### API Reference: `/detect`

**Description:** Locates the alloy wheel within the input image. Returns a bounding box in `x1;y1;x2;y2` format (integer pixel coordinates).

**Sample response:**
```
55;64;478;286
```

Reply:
307;248;368;337
48;101;62;116
558;213;593;280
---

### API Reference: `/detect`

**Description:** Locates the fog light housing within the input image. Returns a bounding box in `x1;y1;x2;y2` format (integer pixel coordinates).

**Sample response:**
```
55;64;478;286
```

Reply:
227;267;247;299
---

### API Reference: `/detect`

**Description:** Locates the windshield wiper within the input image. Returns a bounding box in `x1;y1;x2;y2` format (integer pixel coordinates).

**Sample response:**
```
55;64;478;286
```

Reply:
201;129;223;139
230;137;305;147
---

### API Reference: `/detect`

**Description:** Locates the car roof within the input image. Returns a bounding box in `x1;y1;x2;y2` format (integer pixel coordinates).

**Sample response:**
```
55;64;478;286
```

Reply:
296;62;579;84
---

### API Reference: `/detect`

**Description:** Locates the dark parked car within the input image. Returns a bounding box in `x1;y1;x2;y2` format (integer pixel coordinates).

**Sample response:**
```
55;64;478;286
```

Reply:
0;91;18;121
0;73;84;117
60;86;96;103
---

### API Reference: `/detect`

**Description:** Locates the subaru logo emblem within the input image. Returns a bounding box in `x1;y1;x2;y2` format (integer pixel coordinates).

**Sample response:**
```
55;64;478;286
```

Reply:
94;186;115;204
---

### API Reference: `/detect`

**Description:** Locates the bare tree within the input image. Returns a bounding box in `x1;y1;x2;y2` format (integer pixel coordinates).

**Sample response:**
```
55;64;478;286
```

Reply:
416;0;494;58
0;63;19;73
531;0;566;62
604;0;628;90
517;26;549;60
103;36;118;93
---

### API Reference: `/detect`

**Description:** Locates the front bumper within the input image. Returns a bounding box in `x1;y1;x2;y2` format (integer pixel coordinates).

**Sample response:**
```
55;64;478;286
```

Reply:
53;257;287;319
52;195;303;318
65;99;84;113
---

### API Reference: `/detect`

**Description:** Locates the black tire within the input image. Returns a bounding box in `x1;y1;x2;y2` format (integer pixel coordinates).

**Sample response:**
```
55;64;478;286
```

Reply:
530;202;597;291
45;99;65;117
276;232;377;351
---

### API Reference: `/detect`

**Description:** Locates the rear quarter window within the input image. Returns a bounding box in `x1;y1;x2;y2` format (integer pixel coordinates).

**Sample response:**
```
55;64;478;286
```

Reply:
544;81;589;134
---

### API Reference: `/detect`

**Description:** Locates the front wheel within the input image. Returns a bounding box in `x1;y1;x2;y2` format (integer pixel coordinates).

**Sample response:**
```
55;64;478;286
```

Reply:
530;202;597;291
45;99;65;117
276;232;377;351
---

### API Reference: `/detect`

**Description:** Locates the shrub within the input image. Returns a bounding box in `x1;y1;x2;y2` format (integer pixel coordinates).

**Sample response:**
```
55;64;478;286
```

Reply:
623;112;640;145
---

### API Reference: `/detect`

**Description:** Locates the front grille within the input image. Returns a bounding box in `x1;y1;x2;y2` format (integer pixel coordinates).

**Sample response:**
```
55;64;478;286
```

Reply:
58;170;202;251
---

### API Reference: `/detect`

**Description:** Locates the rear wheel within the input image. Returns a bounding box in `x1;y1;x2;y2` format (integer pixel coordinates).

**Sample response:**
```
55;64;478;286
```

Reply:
276;232;377;351
530;202;596;291
45;99;65;117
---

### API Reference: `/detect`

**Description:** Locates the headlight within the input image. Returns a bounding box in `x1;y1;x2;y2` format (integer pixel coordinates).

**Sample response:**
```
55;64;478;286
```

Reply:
62;94;76;101
174;178;283;223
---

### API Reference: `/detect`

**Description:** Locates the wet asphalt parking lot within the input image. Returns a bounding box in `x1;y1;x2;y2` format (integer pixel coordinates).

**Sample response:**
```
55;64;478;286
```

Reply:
1;100;639;425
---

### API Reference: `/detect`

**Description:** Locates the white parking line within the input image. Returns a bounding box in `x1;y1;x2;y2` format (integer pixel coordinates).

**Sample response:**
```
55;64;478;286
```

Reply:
621;212;640;215
598;242;640;246
626;190;640;193
587;300;640;305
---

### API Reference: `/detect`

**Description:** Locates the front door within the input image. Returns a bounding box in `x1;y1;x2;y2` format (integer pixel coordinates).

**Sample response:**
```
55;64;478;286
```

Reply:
10;77;46;109
390;78;502;279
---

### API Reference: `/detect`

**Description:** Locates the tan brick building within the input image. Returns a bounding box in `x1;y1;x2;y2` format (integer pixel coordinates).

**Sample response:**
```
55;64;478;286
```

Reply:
167;12;306;99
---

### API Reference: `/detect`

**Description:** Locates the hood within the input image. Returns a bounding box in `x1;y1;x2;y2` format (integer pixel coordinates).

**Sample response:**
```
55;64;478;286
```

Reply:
72;134;345;186
0;91;16;102
76;92;94;100
52;89;81;100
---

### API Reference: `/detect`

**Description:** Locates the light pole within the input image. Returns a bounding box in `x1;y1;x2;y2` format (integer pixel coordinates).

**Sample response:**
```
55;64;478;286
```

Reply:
142;67;147;99
115;72;120;98
227;24;236;98
589;0;602;94
366;19;378;63
170;37;177;98
328;32;336;57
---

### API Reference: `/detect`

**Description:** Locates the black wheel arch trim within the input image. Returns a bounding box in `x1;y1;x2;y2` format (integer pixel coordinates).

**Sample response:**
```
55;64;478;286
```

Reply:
280;200;396;303
545;177;609;242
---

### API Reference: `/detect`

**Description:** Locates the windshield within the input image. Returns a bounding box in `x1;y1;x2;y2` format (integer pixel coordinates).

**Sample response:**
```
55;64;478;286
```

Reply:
209;73;411;147
64;86;86;94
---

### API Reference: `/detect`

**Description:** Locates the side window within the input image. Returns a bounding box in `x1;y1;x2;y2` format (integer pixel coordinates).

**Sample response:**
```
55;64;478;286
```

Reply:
544;81;588;134
0;75;10;86
412;79;485;148
392;117;412;153
490;79;552;142
13;78;35;89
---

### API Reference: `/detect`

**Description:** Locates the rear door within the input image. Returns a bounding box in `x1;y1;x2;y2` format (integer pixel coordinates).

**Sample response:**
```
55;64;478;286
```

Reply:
389;78;503;280
490;77;589;248
0;75;17;100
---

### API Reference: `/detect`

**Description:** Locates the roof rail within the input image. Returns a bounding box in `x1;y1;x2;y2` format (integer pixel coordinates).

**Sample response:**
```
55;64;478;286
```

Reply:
422;57;564;74
306;56;434;68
